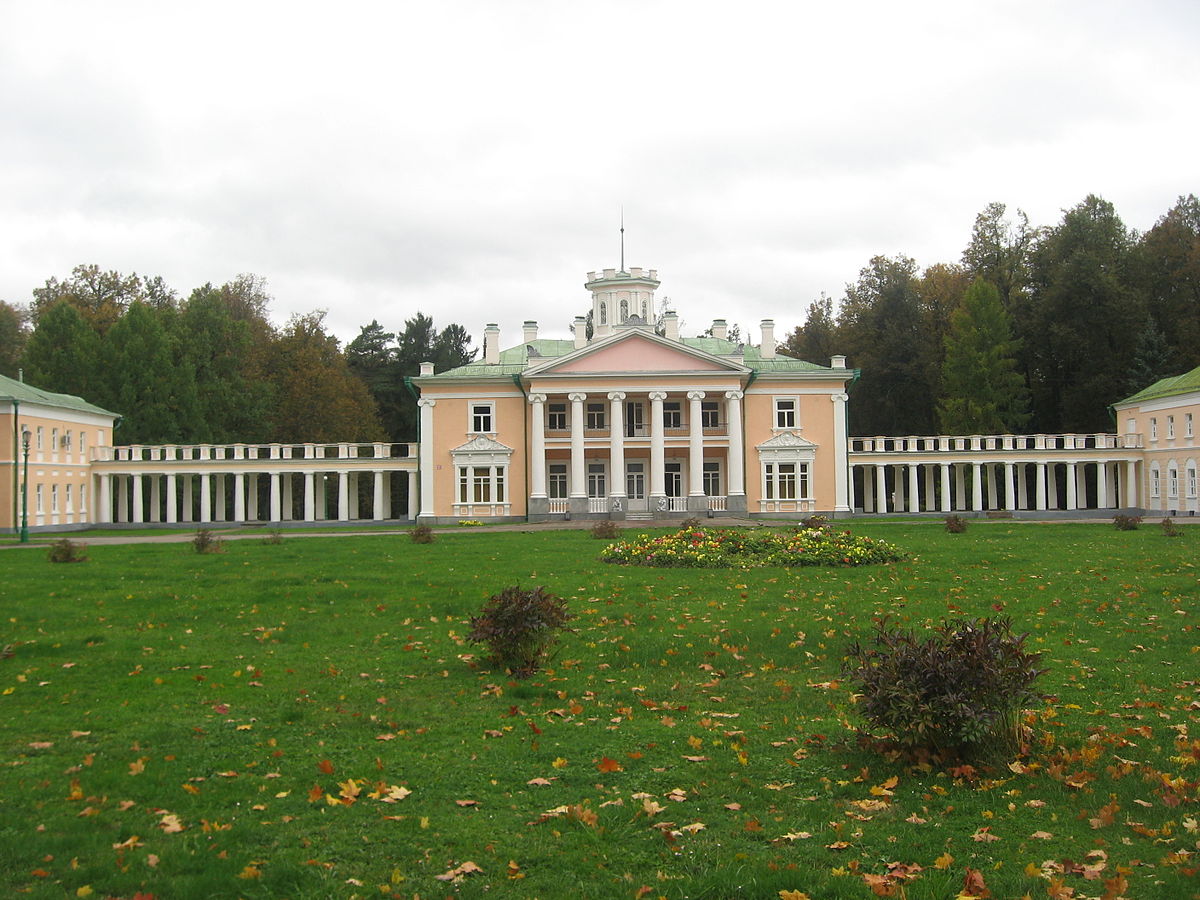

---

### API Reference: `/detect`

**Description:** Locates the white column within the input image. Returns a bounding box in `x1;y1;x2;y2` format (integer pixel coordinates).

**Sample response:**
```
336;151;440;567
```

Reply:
1123;460;1137;508
725;391;745;497
407;471;418;519
832;392;850;512
569;392;587;498
418;398;436;519
1004;462;1016;511
907;464;920;513
373;471;386;520
200;473;212;522
940;464;952;513
234;473;246;522
338;472;350;521
608;392;626;500
1036;463;1047;511
649;391;667;499
971;462;983;511
132;475;144;524
166;474;178;524
1075;463;1087;509
1065;462;1078;510
98;474;112;524
1095;461;1109;510
529;393;547;499
875;464;888;513
269;473;281;521
687;391;705;497
304;472;316;521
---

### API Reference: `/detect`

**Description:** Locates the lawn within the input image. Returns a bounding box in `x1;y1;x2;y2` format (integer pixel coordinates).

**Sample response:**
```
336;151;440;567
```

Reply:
0;522;1197;899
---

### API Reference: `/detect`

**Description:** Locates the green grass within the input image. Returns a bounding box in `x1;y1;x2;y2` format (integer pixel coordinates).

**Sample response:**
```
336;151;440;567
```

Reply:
1;523;1197;899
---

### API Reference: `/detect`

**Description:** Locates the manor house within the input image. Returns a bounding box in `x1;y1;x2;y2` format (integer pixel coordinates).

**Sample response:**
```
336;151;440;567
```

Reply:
4;263;1198;533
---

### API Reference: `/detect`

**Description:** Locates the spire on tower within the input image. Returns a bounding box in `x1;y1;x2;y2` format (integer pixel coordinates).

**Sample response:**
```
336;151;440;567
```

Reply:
620;207;625;273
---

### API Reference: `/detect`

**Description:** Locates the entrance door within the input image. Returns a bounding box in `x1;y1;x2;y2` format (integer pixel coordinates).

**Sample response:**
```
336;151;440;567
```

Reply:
626;462;648;512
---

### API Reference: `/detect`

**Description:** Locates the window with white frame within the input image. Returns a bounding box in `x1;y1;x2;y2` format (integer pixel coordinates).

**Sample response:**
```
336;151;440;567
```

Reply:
702;461;721;496
36;426;44;451
450;435;512;513
764;462;808;500
1187;414;1194;439
664;461;683;497
663;400;682;429
51;484;59;512
1150;466;1161;497
1126;417;1136;435
51;428;59;451
1169;466;1179;498
66;483;73;511
774;398;798;429
547;402;567;430
586;403;606;429
1168;416;1175;439
64;430;72;451
1189;465;1197;498
80;484;87;510
79;432;86;457
1150;417;1158;441
599;301;607;325
36;484;44;513
470;402;494;434
548;463;568;498
701;401;720;429
587;462;606;498
457;466;505;504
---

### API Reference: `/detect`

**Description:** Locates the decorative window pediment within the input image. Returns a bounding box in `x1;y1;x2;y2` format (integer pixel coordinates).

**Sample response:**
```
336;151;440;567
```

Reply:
451;435;514;467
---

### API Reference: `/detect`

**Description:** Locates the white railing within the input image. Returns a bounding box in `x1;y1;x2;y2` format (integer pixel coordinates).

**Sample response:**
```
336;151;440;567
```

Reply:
547;499;569;514
94;442;418;462
707;495;728;511
588;497;609;513
850;433;1142;453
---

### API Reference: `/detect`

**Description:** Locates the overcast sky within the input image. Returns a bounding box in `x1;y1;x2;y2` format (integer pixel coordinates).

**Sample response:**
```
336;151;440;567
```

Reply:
2;1;1196;357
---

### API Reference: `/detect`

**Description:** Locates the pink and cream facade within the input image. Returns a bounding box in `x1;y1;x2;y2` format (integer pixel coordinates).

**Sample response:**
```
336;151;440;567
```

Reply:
412;266;854;523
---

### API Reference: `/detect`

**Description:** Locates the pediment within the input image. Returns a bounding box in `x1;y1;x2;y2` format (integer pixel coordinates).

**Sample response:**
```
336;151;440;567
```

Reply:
451;435;513;455
525;331;748;377
757;432;818;450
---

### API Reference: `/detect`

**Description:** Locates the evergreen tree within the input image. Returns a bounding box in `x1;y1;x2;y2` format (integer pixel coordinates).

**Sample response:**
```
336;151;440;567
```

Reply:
937;279;1030;434
780;294;836;363
0;301;29;379
20;300;102;401
1122;316;1172;399
1132;194;1200;372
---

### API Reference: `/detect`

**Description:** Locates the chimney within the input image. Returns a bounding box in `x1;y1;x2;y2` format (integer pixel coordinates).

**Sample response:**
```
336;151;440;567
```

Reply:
663;311;680;342
830;354;847;369
483;324;500;365
523;320;539;343
711;319;728;341
419;361;434;376
760;319;776;359
573;316;587;349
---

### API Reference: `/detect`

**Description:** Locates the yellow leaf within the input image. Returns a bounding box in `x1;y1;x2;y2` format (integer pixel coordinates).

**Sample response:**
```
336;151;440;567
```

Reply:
779;892;811;900
76;886;93;897
551;757;568;769
934;852;954;870
238;864;262;879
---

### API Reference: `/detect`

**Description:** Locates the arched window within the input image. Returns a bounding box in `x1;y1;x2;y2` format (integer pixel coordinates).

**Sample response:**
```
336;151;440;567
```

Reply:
598;302;607;325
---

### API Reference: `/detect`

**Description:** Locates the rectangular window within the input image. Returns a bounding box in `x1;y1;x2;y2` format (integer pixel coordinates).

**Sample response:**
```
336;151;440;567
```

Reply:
1169;467;1179;498
458;467;469;504
79;432;86;457
548;464;568;499
52;428;59;451
624;402;645;436
80;484;87;510
51;484;59;513
472;467;491;503
1126;417;1136;434
470;402;493;433
36;427;44;451
586;403;606;429
774;398;797;429
1189;466;1197;498
547;403;567;430
1187;414;1194;438
663;401;682;429
765;462;808;500
587;463;606;498
664;462;683;497
66;484;73;510
1150;417;1158;441
701;401;720;429
1151;468;1161;497
64;430;72;451
1168;416;1175;439
36;484;44;513
702;461;721;496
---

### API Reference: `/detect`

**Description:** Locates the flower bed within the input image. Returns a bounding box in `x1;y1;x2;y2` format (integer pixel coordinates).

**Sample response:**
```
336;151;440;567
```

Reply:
600;525;903;568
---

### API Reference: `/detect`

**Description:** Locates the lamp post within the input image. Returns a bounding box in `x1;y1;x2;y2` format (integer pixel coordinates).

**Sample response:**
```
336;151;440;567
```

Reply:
19;427;31;543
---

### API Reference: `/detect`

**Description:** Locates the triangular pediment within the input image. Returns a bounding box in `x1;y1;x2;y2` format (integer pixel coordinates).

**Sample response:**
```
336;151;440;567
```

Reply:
525;331;749;377
757;431;819;450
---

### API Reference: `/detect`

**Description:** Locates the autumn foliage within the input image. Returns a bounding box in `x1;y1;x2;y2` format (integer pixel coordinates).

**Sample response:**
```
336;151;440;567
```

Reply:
467;585;574;678
844;617;1045;759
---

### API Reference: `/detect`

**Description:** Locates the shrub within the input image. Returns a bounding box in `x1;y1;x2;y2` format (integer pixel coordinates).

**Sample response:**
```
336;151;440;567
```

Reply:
467;585;574;678
1161;517;1182;537
192;529;223;554
944;514;968;534
1113;514;1142;531
48;539;88;564
679;516;705;531
843;617;1045;759
410;523;434;544
263;529;284;545
590;520;620;539
799;514;829;530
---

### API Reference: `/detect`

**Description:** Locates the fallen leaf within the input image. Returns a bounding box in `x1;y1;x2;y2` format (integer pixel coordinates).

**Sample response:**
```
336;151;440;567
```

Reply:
597;756;622;773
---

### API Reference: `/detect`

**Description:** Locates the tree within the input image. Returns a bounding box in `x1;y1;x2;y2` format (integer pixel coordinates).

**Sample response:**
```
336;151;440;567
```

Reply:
0;301;29;379
1122;315;1172;398
388;313;476;440
780;294;836;362
839;256;934;435
1025;195;1145;432
962;203;1036;309
31;264;156;334
1132;194;1200;372
937;279;1030;434
265;311;384;443
916;263;971;402
20;300;102;400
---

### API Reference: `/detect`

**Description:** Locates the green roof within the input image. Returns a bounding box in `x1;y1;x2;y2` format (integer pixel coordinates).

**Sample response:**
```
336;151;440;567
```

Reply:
0;373;118;418
427;335;836;379
1116;364;1200;405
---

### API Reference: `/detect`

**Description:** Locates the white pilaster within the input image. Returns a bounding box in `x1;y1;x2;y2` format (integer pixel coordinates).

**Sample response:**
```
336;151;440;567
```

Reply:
408;471;418;519
182;477;193;522
832;392;850;512
1095;461;1109;509
149;476;161;523
418;398;436;519
529;393;547;498
1036;463;1047;511
688;391;705;496
215;475;226;521
649;391;667;499
281;473;292;520
608;392;626;499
